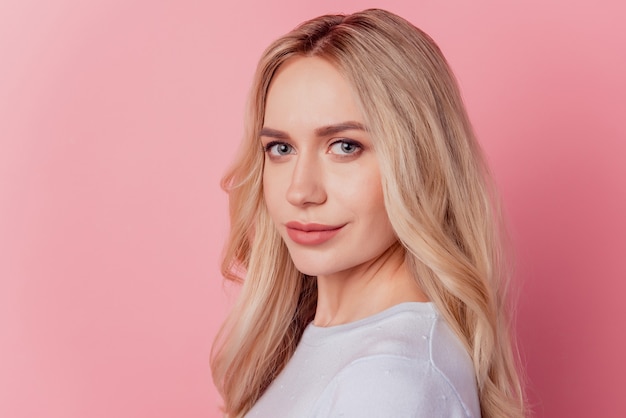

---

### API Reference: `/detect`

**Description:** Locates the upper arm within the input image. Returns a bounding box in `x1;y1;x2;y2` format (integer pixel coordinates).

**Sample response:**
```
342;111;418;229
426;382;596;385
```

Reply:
311;355;477;418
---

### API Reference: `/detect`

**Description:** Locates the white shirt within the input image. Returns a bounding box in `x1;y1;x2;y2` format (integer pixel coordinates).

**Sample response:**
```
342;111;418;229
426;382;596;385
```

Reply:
246;302;481;417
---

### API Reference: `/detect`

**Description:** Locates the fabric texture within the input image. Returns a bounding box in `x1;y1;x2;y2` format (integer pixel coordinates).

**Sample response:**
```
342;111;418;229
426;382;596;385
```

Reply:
245;302;481;417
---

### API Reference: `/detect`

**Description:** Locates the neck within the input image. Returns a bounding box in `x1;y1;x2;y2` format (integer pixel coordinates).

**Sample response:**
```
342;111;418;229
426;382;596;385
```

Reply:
313;242;428;327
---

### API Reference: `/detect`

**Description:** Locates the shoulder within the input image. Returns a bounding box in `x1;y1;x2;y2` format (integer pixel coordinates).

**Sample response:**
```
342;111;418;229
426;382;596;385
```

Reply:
310;306;480;417
428;313;481;416
312;355;478;418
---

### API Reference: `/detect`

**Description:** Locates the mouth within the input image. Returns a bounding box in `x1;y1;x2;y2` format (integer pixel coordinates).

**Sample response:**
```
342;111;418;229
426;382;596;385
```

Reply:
285;222;345;245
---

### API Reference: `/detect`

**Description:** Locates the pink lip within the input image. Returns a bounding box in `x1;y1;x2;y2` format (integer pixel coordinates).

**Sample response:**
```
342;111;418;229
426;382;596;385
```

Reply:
285;222;345;245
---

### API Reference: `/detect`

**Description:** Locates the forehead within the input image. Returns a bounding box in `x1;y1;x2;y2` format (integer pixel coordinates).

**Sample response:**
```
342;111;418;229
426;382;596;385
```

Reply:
263;56;364;130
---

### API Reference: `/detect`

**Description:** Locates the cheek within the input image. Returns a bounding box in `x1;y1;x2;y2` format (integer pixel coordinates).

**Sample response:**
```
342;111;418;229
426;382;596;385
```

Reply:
339;164;386;215
355;169;394;237
365;185;391;227
262;167;285;217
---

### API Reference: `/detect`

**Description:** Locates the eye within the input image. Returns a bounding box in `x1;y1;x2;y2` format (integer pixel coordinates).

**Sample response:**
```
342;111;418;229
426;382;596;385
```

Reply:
265;141;294;157
329;140;362;156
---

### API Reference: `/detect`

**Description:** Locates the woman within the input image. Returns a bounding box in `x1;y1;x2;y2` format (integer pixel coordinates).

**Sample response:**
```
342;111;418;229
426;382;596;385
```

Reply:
211;8;525;418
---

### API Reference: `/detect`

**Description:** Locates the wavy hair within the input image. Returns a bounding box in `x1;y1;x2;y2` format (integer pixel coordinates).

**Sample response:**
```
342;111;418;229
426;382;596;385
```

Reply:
211;9;525;418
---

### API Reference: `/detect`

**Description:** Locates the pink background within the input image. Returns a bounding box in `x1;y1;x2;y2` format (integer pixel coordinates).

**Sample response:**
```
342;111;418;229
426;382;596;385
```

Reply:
1;0;624;417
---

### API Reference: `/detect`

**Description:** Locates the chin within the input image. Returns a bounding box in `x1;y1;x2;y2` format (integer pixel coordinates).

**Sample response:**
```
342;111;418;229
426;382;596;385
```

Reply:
292;263;328;277
288;254;322;276
289;255;346;277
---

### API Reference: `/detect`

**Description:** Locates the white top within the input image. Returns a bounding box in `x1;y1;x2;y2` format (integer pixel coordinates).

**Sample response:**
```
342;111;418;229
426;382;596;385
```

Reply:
246;302;481;417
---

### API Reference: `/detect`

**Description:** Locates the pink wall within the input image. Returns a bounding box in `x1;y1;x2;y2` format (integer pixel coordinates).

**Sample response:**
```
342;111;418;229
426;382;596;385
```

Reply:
1;1;624;417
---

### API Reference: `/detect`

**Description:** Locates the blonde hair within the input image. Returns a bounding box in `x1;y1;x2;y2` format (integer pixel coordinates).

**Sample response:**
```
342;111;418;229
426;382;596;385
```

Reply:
211;9;525;418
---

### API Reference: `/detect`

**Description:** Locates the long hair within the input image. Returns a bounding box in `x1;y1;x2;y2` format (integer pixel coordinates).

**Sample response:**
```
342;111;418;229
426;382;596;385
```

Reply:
211;9;525;418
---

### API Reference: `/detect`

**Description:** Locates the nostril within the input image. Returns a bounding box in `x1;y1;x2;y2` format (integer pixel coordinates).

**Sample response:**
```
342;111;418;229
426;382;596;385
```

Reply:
286;180;326;206
285;160;326;206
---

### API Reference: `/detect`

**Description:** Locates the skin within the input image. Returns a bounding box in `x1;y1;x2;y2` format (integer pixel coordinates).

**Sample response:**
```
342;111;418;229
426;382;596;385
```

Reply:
261;56;427;327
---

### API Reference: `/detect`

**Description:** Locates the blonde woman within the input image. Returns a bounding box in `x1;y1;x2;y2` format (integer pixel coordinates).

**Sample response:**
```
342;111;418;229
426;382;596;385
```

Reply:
212;8;525;418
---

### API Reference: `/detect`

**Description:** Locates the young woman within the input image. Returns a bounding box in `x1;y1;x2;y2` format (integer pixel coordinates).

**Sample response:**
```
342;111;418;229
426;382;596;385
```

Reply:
211;9;525;418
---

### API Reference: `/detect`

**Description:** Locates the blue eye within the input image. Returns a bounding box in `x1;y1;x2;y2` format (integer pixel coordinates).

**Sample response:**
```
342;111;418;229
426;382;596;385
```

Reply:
329;140;361;155
265;142;294;156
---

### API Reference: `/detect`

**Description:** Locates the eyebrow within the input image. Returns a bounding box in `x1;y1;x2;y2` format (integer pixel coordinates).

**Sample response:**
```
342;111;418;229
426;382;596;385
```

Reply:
259;121;367;139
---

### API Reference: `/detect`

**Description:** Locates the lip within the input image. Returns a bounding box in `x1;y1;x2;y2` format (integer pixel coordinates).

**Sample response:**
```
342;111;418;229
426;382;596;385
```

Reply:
285;222;345;245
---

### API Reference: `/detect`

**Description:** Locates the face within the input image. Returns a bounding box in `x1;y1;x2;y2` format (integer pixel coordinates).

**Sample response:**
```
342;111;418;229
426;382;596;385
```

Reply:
261;56;397;277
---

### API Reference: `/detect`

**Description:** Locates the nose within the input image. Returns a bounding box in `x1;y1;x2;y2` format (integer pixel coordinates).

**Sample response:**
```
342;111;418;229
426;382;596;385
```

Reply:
286;154;327;207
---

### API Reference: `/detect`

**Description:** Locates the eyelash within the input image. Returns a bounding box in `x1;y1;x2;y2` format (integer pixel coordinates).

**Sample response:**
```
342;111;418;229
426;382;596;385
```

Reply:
264;141;292;155
263;140;363;157
328;139;362;155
